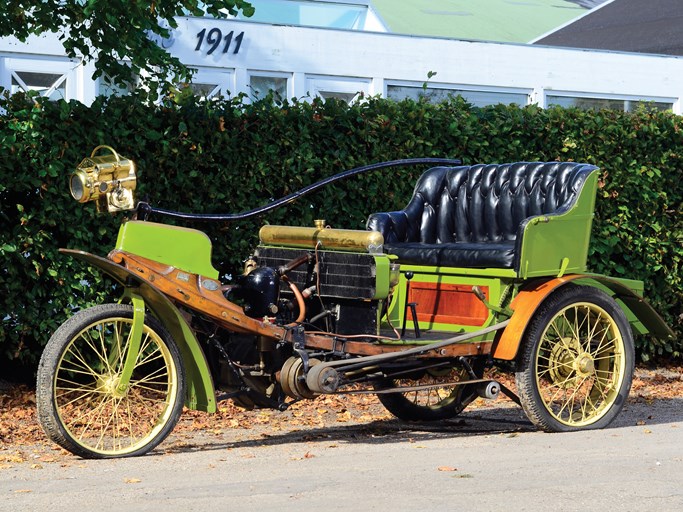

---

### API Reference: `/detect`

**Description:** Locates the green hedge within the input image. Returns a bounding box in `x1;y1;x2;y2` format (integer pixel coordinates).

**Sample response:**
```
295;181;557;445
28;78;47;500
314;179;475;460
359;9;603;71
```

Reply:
1;92;681;377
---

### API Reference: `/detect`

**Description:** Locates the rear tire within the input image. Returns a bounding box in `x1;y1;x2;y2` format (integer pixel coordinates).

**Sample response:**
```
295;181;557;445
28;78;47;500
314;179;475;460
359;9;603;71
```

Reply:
515;285;634;432
36;304;185;458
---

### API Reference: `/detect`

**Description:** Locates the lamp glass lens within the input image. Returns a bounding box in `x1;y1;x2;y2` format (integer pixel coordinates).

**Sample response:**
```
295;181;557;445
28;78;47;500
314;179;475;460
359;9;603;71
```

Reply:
70;173;85;201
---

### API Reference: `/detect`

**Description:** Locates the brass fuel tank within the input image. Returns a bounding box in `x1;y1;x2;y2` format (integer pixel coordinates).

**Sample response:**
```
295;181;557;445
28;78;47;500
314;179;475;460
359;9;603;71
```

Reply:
259;224;384;253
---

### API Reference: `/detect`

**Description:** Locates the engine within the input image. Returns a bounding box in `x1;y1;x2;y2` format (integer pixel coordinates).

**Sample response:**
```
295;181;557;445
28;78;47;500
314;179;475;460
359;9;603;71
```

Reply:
210;222;398;409
233;223;398;336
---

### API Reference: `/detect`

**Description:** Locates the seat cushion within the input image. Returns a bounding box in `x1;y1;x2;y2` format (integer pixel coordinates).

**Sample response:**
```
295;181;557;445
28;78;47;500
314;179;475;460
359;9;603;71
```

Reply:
384;241;516;268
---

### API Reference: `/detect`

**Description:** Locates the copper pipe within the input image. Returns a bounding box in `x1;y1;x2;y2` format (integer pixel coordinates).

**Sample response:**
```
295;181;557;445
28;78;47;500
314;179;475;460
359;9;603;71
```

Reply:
283;276;306;325
278;253;310;276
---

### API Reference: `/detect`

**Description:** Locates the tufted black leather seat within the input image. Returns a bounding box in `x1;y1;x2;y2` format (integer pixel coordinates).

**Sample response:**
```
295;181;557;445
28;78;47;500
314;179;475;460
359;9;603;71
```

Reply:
366;162;598;270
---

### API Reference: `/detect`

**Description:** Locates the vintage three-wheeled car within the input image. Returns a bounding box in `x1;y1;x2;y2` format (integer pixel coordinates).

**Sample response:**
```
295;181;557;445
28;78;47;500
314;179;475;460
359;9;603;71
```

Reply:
35;147;672;458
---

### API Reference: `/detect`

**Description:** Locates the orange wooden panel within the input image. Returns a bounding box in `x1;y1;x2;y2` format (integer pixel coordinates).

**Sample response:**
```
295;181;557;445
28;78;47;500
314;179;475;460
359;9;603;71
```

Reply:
409;282;489;326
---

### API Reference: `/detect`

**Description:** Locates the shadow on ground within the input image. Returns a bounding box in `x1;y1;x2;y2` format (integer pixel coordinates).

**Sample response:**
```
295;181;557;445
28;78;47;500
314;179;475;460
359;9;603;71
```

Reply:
159;397;683;457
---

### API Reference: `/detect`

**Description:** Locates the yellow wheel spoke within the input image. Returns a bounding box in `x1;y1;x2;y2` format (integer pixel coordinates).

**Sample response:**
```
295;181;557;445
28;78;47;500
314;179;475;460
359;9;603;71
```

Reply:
68;392;109;438
56;364;101;379
546;385;569;409
96;326;114;374
574;306;591;343
64;344;101;378
544;374;576;402
591;323;613;357
580;386;593;420
394;370;463;412
584;388;599;414
563;308;581;344
55;384;100;397
536;358;572;379
136;333;154;360
130;364;169;385
129;384;169;400
94;396;123;450
56;389;105;410
55;384;102;399
587;310;603;342
55;374;97;389
128;393;168;409
113;328;128;374
125;396;137;445
111;322;125;370
136;348;165;368
79;330;111;373
593;373;614;392
592;353;617;362
548;321;572;351
556;375;590;420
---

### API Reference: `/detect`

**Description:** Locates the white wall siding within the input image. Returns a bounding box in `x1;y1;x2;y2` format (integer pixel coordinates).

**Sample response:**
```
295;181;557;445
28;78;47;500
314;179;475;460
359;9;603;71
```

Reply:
1;17;681;112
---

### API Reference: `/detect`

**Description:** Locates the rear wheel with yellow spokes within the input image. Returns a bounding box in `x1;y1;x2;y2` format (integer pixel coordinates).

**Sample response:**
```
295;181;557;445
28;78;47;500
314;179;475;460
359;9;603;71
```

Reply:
515;285;634;432
36;304;185;458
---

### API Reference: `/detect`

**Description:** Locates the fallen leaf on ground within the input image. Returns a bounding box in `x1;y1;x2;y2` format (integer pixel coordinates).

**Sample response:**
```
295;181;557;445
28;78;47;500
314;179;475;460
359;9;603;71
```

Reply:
1;365;682;462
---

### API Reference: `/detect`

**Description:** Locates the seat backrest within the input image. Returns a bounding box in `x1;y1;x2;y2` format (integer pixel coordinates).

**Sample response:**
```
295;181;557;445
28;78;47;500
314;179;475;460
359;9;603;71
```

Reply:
367;162;598;244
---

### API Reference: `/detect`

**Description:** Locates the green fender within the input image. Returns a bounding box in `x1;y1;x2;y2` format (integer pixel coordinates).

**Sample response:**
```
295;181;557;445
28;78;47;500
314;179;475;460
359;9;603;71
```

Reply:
574;274;674;339
60;249;217;413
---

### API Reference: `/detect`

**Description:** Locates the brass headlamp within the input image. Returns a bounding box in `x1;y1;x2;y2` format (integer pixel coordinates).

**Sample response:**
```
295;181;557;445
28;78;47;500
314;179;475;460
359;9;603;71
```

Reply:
70;145;137;213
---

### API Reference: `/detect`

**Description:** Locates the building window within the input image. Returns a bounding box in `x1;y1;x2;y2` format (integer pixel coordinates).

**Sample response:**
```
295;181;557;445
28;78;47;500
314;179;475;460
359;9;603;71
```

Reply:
306;76;370;104
387;84;529;107
189;68;234;99
547;94;673;112
249;74;289;101
11;71;67;100
318;90;359;103
189;83;222;98
98;75;137;98
626;101;672;112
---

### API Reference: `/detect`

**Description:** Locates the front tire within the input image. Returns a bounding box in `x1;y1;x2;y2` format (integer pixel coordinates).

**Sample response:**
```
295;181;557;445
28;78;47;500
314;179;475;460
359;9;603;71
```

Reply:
36;304;185;458
515;285;634;432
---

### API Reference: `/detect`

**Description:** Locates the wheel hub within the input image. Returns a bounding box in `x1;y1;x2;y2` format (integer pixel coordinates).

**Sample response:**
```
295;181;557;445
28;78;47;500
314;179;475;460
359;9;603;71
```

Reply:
97;373;127;398
548;341;577;387
547;334;599;388
574;353;595;377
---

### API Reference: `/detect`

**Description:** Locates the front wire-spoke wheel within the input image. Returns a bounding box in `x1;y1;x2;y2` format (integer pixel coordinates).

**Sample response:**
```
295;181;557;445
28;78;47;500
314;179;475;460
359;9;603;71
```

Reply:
515;285;634;432
37;304;186;458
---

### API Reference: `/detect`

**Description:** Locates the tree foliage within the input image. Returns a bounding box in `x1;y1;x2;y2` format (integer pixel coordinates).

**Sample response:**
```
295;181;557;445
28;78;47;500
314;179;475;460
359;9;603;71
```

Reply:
0;0;254;98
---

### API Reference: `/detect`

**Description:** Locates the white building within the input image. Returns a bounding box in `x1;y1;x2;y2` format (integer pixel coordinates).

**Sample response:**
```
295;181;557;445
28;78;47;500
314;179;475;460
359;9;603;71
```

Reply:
1;0;681;113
